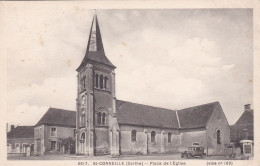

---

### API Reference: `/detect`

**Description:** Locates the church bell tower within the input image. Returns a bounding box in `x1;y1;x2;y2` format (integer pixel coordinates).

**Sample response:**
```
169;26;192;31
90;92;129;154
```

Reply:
76;14;119;156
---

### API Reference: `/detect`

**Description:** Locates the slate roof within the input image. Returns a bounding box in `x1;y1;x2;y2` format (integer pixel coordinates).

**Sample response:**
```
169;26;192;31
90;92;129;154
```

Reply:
35;108;76;127
177;102;218;129
116;100;220;129
7;126;34;139
235;109;253;124
77;15;115;71
116;100;179;128
35;102;221;130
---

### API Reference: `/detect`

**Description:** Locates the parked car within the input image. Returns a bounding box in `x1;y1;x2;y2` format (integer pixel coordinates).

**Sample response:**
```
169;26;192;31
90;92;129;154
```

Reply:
180;147;206;158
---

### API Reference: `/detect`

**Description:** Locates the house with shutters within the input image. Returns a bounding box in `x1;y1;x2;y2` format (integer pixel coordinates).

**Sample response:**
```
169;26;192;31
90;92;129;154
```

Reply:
34;108;76;155
75;14;230;156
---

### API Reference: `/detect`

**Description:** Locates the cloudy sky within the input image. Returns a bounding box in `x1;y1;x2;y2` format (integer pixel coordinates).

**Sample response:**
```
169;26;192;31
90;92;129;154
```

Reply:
3;5;252;126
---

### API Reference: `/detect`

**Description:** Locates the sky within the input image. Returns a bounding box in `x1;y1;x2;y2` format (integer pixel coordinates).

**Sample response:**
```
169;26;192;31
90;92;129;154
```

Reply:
3;5;253;126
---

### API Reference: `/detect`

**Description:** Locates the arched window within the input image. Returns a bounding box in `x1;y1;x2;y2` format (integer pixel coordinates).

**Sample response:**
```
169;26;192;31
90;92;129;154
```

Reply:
217;130;221;144
131;130;137;142
100;75;103;89
168;132;172;143
104;76;108;89
102;113;106;125
95;74;99;88
80;132;85;141
97;112;101;125
151;131;156;143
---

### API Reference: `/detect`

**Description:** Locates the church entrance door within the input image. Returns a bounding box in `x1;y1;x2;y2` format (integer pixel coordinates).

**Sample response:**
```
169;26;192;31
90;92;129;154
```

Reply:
79;132;86;154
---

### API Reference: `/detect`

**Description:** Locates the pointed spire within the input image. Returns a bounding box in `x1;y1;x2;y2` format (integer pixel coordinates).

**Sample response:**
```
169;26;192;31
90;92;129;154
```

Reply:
89;14;97;52
77;13;115;72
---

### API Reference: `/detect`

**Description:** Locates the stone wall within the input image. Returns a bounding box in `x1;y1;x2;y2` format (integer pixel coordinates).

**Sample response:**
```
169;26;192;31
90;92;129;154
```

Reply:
178;105;230;156
206;105;230;155
180;129;207;150
7;138;34;153
120;125;180;155
95;127;110;155
34;125;44;155
120;125;146;155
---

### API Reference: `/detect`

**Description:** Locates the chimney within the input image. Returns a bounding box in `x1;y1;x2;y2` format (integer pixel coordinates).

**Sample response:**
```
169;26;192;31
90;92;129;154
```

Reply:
11;125;15;131
244;104;251;111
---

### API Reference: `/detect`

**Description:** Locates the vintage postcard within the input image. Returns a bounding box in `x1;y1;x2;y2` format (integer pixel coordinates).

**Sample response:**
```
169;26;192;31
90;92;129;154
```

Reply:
0;1;259;166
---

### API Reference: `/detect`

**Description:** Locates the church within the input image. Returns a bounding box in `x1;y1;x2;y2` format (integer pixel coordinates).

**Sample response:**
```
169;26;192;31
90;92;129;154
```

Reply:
75;14;230;156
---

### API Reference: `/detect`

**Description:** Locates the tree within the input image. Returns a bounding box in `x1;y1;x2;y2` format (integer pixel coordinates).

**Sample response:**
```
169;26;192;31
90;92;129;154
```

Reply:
59;137;75;154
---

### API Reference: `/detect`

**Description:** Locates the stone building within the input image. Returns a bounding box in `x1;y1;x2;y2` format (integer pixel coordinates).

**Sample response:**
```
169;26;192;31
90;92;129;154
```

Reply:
7;126;34;154
230;104;254;144
34;108;76;155
178;102;230;155
75;14;230;156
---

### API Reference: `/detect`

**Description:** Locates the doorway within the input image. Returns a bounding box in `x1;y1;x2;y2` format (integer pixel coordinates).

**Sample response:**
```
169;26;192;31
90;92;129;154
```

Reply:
79;132;86;154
